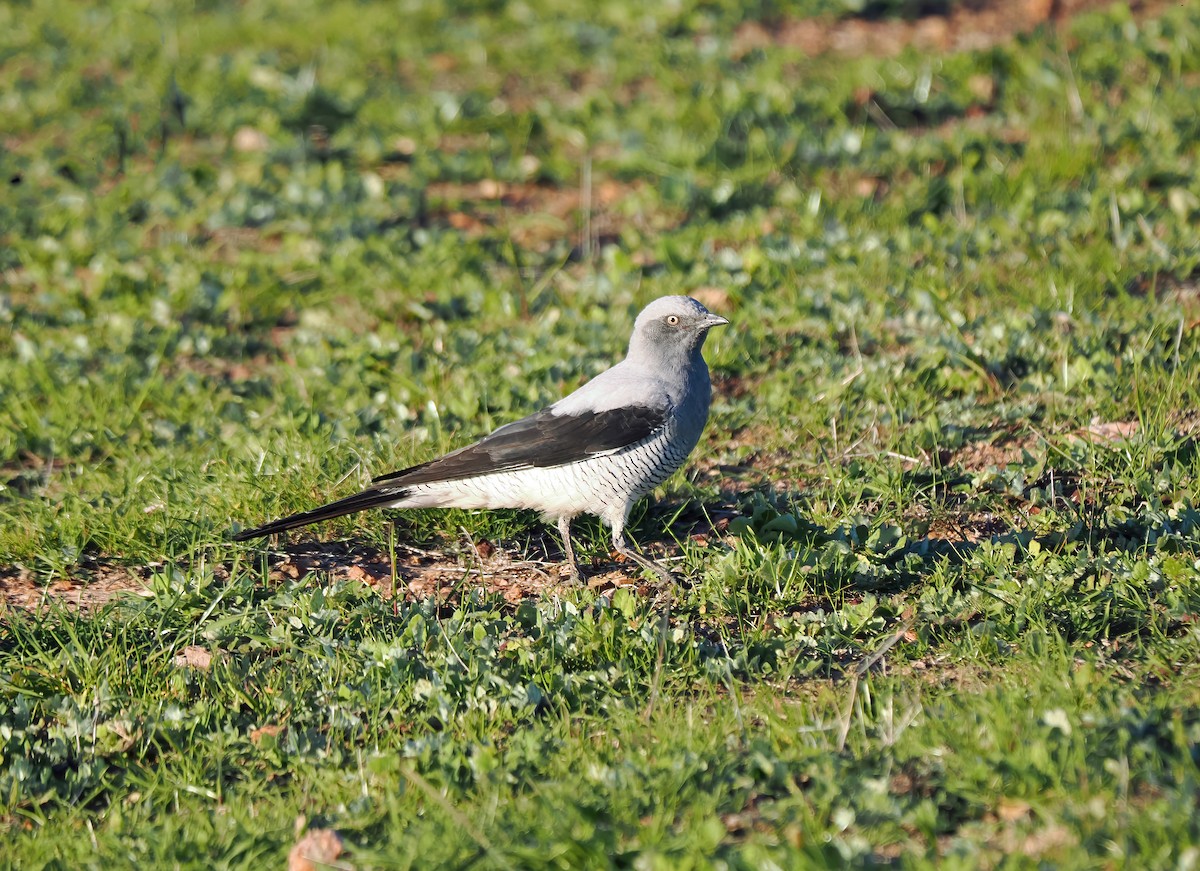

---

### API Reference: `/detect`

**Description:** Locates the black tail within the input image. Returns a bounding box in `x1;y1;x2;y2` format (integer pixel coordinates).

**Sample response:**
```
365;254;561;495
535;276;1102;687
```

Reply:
232;485;411;541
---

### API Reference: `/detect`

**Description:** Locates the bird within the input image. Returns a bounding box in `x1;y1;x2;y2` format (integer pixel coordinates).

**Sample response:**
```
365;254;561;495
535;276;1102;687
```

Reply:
233;295;728;583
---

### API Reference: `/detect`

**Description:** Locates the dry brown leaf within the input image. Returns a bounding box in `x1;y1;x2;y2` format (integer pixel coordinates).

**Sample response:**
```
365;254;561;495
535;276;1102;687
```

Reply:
288;828;345;871
997;798;1032;822
172;645;213;670
344;565;371;583
250;724;284;745
232;127;269;152
446;212;486;232
477;179;504;199
1072;420;1140;443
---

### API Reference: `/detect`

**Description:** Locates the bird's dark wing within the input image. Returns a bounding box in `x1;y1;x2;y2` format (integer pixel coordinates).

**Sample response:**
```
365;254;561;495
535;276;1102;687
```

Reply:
231;483;412;541
232;404;668;541
372;404;668;486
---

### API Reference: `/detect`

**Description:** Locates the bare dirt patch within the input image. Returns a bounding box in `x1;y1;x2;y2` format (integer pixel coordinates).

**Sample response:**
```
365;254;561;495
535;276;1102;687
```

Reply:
947;432;1042;472
259;528;727;604
732;0;1168;60
1126;266;1200;321
424;177;679;253
923;510;1012;543
0;561;152;612
0;530;712;612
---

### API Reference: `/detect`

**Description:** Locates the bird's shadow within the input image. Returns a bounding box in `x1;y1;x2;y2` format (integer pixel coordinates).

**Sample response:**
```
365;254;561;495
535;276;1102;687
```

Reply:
716;451;1200;609
238;493;745;606
240;431;1200;609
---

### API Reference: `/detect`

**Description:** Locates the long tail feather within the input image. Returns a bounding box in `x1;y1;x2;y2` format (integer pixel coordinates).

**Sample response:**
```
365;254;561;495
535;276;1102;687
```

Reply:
232;485;411;541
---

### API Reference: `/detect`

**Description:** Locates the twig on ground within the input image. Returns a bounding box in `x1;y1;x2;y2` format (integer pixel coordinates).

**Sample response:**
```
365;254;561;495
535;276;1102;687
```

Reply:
837;618;916;752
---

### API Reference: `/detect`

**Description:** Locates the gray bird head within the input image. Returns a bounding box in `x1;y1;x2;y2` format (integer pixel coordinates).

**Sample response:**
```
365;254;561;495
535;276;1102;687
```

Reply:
625;295;729;370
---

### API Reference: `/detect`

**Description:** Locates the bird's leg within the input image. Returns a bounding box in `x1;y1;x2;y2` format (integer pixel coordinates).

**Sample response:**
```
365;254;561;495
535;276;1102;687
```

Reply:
556;515;582;583
611;522;675;585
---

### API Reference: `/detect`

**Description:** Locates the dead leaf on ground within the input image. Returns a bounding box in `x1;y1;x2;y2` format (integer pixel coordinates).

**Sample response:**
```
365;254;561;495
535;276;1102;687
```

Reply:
1071;420;1139;443
288;828;346;871
172;645;215;670
250;724;284;745
997;798;1033;822
232;126;269;152
344;564;376;585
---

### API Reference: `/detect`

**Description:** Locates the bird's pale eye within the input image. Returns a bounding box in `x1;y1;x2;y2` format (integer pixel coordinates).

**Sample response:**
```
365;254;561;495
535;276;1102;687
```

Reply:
665;315;680;326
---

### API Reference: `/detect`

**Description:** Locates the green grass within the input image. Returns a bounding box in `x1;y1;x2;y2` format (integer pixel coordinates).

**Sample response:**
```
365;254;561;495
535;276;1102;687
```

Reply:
3;0;1200;866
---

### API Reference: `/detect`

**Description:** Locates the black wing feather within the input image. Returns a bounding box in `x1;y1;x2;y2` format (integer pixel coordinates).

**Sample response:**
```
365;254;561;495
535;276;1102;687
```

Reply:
372;404;667;486
231;484;411;540
233;405;666;541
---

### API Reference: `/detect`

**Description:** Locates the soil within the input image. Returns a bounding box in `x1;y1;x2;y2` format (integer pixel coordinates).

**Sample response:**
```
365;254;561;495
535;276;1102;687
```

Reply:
0;533;701;612
731;0;1168;60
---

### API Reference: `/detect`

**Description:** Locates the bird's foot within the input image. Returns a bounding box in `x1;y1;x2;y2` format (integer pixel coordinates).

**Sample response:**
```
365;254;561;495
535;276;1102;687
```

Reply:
614;545;675;587
646;565;676;586
650;582;676;609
